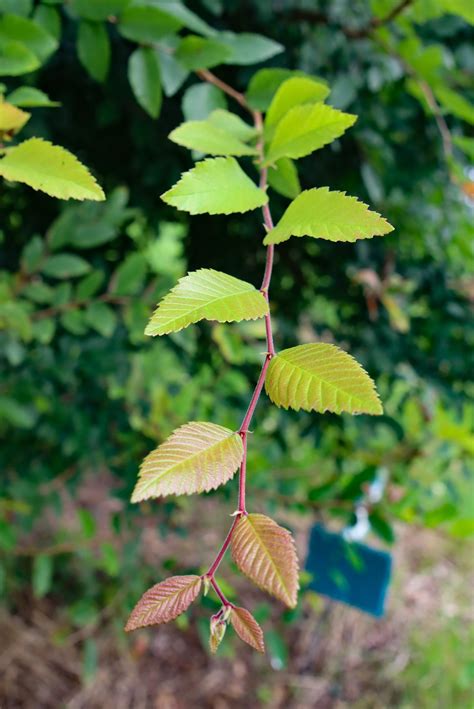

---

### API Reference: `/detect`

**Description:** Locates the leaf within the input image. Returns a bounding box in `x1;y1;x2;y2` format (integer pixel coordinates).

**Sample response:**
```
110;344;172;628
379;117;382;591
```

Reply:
230;606;265;653
454;135;474;160
169;118;257;157
0;0;32;16
265;76;330;128
131;421;244;500
175;36;231;70
265;103;356;164
157;46;189;97
441;0;474;24
70;0;130;21
265;343;383;415
246;68;300;111
231;513;299;607
41;254;91;279
151;0;216;37
0;14;57;63
118;5;182;43
33;5;61;41
128;47;162;119
369;510;395;544
0;100;30;134
267;158;300;200
111;252;147;295
77;20;110;83
145;268;268;336
125;575;202;631
182;83;227;121
207;109;256;142
434;85;474;125
218;31;283;66
6;86;59;107
0;138;105;201
161;157;267;215
84;301;117;337
264;188;394;245
209;614;227;654
32;554;53;598
0;38;39;76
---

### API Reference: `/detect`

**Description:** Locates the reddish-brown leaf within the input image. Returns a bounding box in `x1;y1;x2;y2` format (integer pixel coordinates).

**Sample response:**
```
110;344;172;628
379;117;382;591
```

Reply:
230;606;265;653
231;513;299;607
125;575;202;632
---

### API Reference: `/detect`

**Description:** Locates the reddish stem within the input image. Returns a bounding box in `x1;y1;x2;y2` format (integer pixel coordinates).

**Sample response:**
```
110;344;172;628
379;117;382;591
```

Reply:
206;514;240;577
210;577;232;607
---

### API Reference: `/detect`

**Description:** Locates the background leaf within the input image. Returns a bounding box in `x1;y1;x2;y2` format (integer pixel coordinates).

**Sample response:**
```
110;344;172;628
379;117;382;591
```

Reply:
128;46;162;119
77;20;110;83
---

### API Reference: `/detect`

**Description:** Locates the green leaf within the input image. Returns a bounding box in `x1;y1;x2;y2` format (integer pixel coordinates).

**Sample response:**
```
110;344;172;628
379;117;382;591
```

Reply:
265;103;356;164
61;309;87;335
182;82;226;121
0;0;32;16
157;46;189;97
434;85;474;125
118;5;182;43
0;38;39;76
0;14;58;63
207;109;256;142
265;77;330;128
161;157;267;215
0;100;30;133
131;421;244;500
453;135;474;161
41;254;91;279
33;5;61;41
264;188;394;245
218;31;283;66
268;158;300;200
441;0;474;24
84;301;117;337
369;510;395;543
169;118;257;156
32;554;53;598
0;138;105;201
246;68;300;111
145;268;268;336
151;0;216;37
265;343;383;415
111;252;147;296
6;86;59;107
175;36;231;70
128;46;162;118
77;21;110;83
70;0;130;21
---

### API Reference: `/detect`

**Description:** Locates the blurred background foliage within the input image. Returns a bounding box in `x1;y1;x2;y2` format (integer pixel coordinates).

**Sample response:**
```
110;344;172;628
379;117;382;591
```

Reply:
0;0;473;706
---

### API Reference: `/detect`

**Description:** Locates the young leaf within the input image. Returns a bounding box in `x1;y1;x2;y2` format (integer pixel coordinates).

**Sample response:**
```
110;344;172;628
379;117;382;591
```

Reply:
267;158;300;199
230;606;265;653
70;0;130;22
131;421;244;501
0;100;30;134
209;614;227;654
77;20;110;83
264;187;394;245
161;157;267;215
0;138;105;201
231;513;299;608
175;36;231;70
265;76;330;128
169;119;257;157
246;68;300;111
207;110;256;142
128;47;162;119
265;343;383;415
125;575;202;631
218;31;284;66
265;103;356;164
6;86;59;107
145;269;268;336
118;5;182;44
